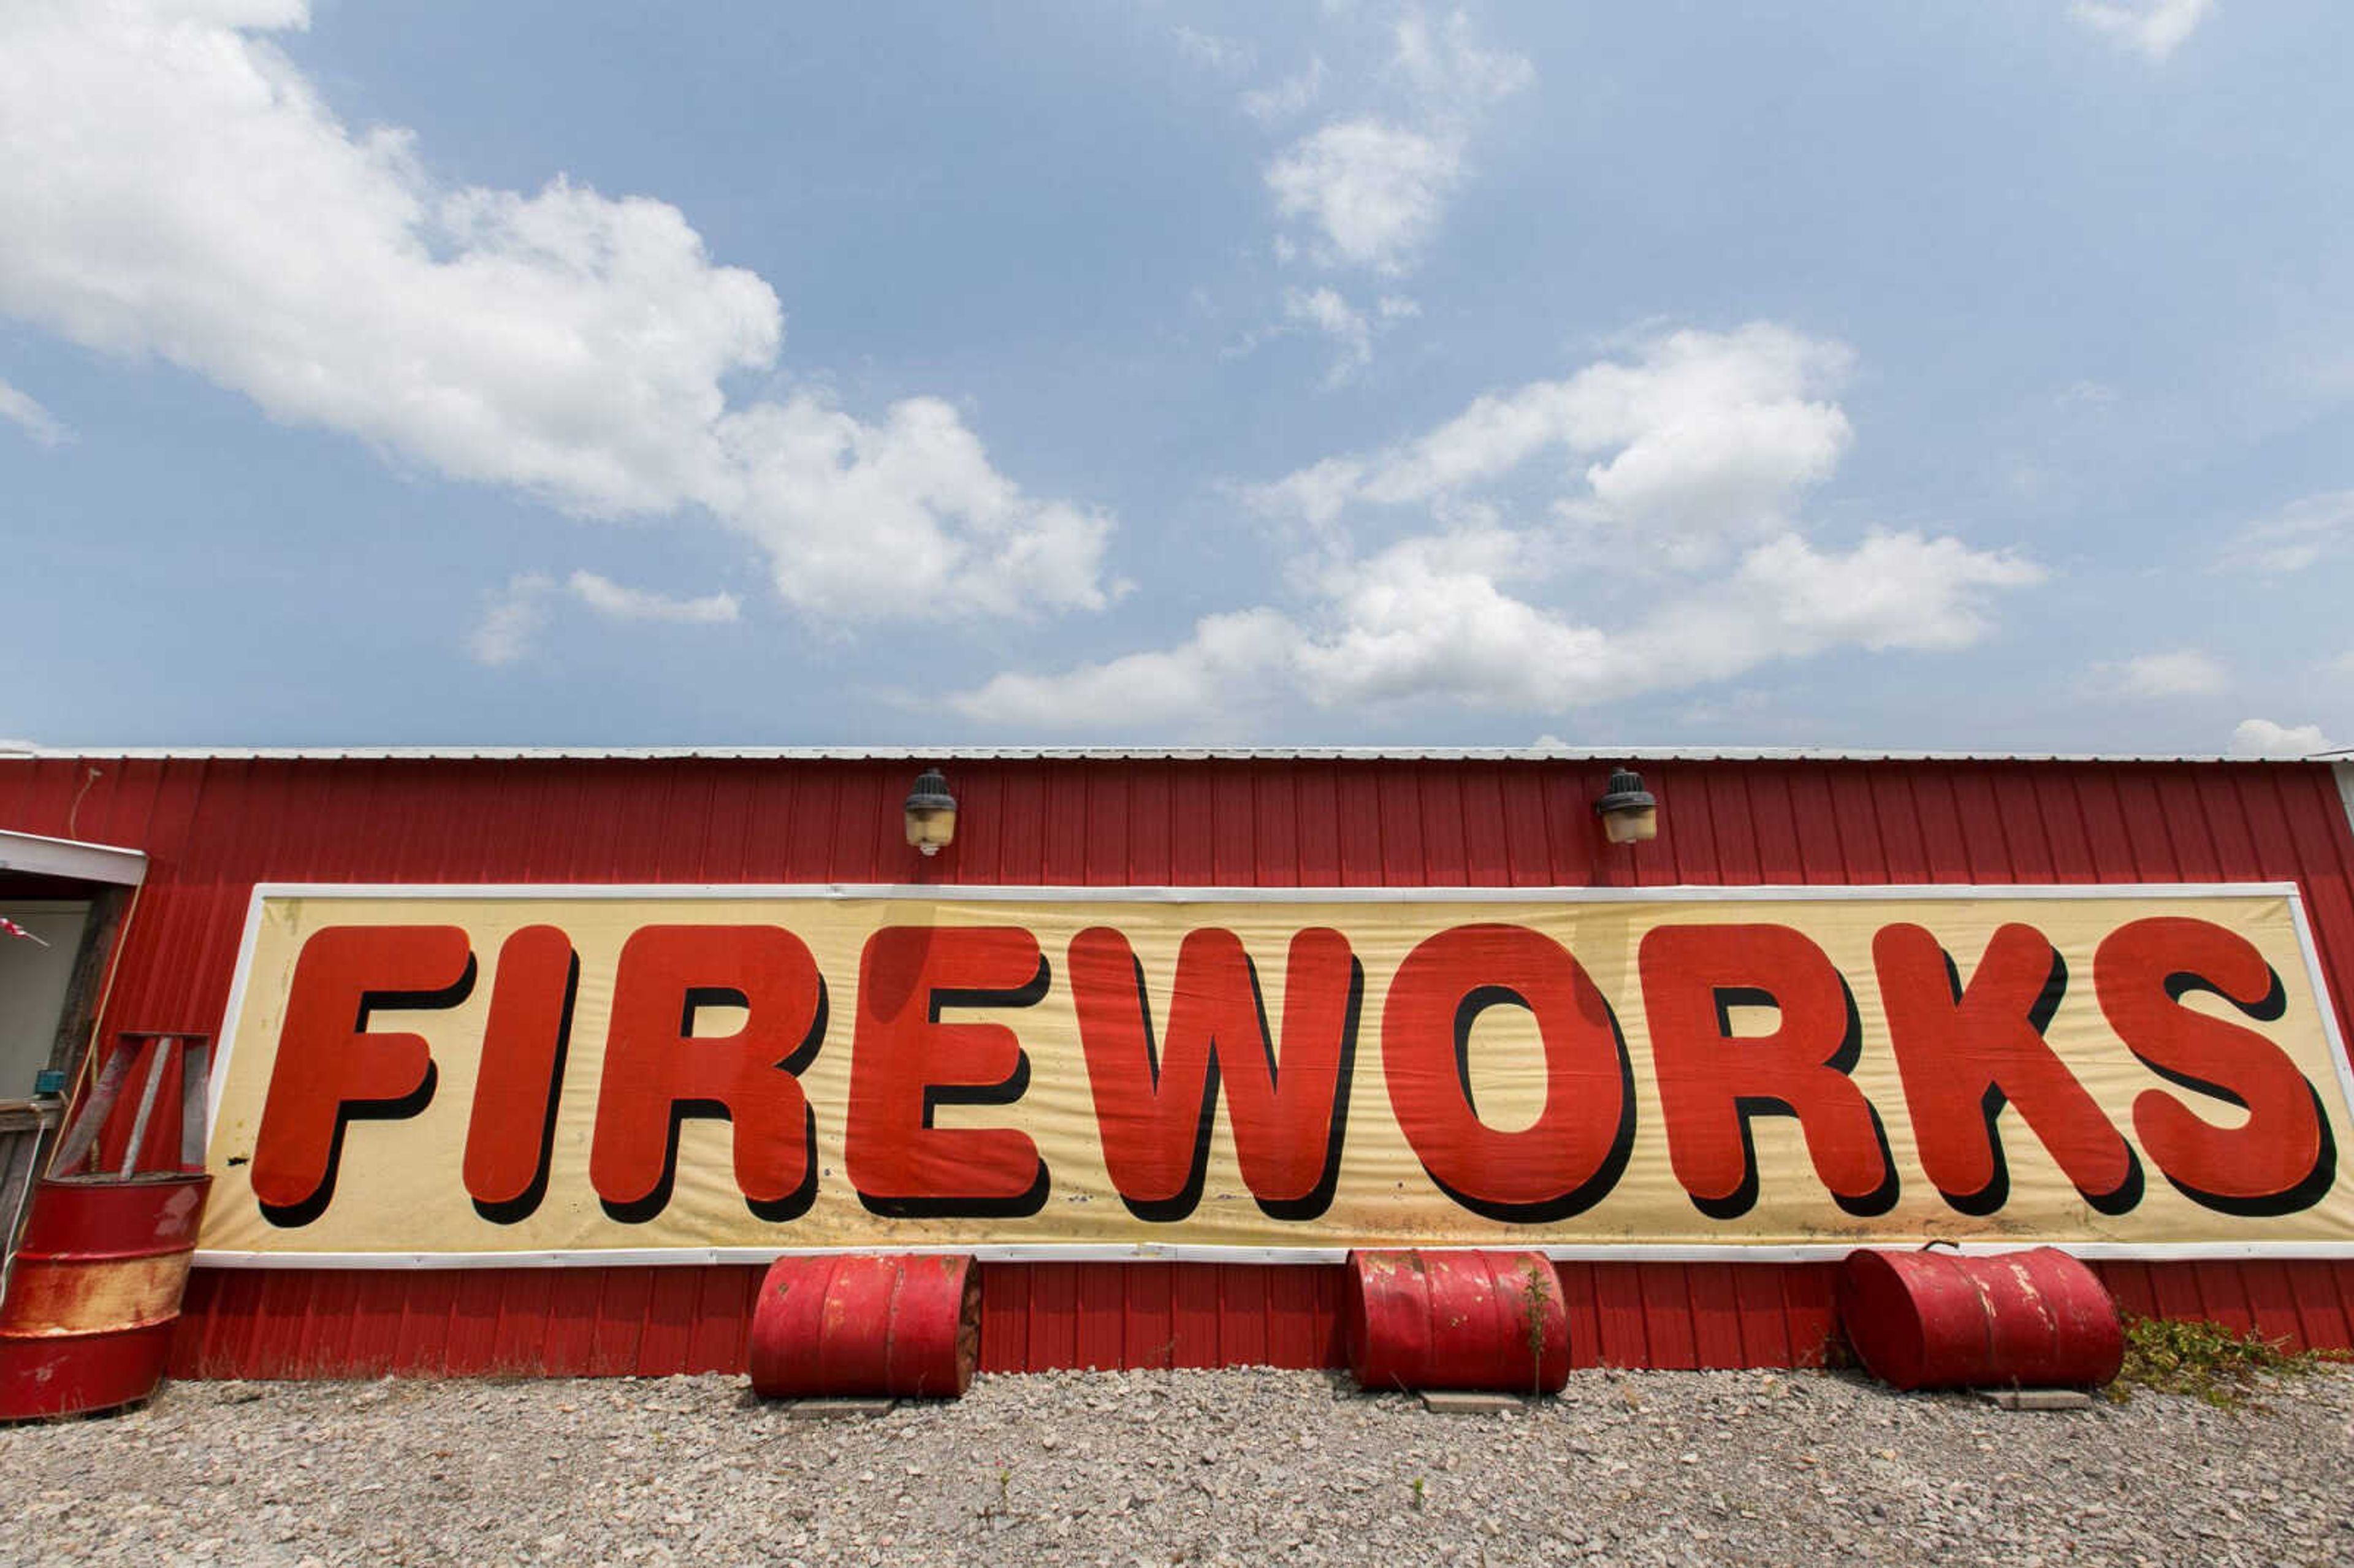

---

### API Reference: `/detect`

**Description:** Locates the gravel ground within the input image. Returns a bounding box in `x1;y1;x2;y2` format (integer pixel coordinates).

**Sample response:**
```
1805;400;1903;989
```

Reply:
2;1366;2350;1567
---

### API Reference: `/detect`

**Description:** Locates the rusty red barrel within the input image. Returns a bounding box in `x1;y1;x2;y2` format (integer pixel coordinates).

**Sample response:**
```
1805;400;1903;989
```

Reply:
1837;1246;2123;1391
1346;1249;1570;1394
0;1173;212;1420
748;1254;980;1399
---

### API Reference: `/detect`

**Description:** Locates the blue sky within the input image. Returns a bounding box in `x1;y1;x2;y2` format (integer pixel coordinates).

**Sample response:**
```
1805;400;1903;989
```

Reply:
3;0;2350;752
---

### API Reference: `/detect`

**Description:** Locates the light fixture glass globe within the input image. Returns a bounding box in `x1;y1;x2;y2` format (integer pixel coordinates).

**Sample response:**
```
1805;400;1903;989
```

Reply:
1599;804;1657;844
904;767;957;856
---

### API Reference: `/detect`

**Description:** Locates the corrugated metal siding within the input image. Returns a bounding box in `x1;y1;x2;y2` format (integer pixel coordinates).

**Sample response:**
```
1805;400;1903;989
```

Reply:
7;753;2354;1377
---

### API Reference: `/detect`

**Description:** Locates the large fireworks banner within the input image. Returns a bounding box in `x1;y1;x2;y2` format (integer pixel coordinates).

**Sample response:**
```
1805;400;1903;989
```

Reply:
196;885;2354;1262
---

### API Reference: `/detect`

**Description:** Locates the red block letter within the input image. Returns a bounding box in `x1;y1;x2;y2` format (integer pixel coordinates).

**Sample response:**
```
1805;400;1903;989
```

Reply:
1640;923;1897;1219
1068;926;1360;1222
2096;916;2335;1216
1875;921;2140;1215
588;925;827;1223
463;925;579;1223
252;925;473;1227
1382;924;1633;1222
847;926;1050;1218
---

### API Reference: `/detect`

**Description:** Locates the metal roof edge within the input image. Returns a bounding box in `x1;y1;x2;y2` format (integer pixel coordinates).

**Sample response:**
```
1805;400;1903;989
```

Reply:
0;826;148;886
0;744;2322;766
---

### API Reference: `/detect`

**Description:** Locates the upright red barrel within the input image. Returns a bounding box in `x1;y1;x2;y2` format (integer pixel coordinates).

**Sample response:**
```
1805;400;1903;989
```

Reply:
1346;1249;1570;1394
0;1173;211;1419
1837;1246;2122;1391
748;1254;980;1399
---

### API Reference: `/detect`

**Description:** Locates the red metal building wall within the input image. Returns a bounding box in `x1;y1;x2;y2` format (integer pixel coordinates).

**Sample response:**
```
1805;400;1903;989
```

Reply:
5;751;2353;1377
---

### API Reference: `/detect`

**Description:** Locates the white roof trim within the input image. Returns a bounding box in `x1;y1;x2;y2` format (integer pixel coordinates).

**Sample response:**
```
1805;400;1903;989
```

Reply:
0;744;2322;766
0;828;147;886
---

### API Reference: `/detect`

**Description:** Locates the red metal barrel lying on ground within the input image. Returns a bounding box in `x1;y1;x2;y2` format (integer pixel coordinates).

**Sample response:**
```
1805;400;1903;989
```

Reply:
1345;1249;1570;1394
0;1172;211;1420
747;1254;980;1399
1837;1246;2123;1391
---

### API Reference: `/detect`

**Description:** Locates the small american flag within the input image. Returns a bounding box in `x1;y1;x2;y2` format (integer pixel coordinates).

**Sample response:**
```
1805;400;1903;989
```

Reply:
0;917;48;948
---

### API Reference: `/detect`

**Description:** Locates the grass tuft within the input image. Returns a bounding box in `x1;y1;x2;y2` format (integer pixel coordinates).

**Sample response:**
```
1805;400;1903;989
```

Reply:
2109;1315;2337;1409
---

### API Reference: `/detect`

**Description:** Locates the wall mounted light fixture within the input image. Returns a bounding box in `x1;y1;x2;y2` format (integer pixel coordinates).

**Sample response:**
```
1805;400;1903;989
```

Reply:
904;767;958;856
1594;766;1658;846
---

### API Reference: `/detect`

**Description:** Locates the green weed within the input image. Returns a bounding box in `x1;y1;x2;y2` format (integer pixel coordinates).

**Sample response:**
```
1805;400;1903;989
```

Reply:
2109;1315;2337;1409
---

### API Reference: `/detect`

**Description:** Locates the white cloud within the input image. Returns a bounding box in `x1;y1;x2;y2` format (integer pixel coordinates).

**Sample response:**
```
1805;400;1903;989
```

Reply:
1389;9;1535;110
710;396;1119;618
1261;10;1529;276
1284;287;1373;375
954;609;1303;734
2071;0;2215;61
954;528;2042;729
470;574;555;667
469;569;741;663
2087;649;2229;699
962;320;2041;732
1251;324;1856;565
1266;118;1461;274
0;0;1116;625
2226;490;2354;574
1174;27;1255;75
566;571;739;625
1280;287;1420;383
1243;59;1327;123
1245;455;1369;532
0;376;69;446
2231;718;2334;759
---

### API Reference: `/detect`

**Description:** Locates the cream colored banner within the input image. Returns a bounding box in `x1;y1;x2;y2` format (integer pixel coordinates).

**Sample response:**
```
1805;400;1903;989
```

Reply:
199;886;2354;1261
